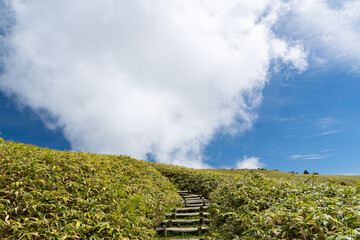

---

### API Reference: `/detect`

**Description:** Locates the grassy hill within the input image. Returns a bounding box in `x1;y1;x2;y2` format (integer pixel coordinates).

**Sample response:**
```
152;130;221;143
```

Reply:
2;138;360;239
211;168;360;186
153;164;360;239
0;138;181;239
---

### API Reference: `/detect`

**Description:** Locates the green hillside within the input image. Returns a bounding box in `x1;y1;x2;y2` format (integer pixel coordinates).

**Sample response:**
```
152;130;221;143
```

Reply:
0;138;181;239
153;164;360;239
211;168;360;186
2;138;360;239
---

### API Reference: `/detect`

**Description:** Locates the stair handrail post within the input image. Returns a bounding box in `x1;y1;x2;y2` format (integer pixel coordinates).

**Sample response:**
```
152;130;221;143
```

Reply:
162;226;167;237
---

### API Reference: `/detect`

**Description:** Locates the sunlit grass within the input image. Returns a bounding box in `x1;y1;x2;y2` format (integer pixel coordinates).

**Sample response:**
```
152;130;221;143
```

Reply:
0;138;181;239
2;137;360;239
210;168;360;185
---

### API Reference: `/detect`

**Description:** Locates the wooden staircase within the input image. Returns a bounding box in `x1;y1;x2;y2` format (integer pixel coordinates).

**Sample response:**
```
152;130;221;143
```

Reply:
156;190;210;240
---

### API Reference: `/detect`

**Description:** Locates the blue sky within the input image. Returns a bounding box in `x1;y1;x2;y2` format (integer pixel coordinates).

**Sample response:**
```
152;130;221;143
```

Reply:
0;92;70;150
205;68;360;174
1;0;360;174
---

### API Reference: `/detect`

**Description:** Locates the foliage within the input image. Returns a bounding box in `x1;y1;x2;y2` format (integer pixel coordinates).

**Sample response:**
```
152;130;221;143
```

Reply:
0;138;182;239
210;168;360;186
151;163;360;239
209;173;360;239
304;170;310;174
151;163;229;198
2;136;360;239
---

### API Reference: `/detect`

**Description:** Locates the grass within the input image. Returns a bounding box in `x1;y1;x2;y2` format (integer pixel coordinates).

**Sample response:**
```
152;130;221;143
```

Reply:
153;163;360;239
0;138;182;239
2;138;360;239
209;173;360;239
210;168;360;186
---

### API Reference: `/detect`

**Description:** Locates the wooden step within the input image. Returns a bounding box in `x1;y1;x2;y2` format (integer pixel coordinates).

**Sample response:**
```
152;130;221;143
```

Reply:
156;226;209;236
182;194;201;198
183;200;208;204
185;203;209;207
157;190;210;238
166;212;210;218
168;239;203;240
184;197;204;200
173;206;209;212
177;190;191;194
161;218;210;226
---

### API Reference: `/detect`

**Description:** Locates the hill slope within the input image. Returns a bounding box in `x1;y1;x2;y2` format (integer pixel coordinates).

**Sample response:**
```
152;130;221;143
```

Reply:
2;138;360;239
211;168;360;186
153;163;360;239
0;138;181;239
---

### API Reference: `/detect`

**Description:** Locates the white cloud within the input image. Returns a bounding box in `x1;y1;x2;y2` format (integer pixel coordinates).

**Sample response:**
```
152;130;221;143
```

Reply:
284;0;360;69
1;1;359;168
306;130;340;138
316;117;338;129
219;165;233;170
236;156;265;169
343;172;360;176
321;148;336;152
279;117;290;122
271;38;308;71
319;130;339;136
289;154;330;160
0;0;307;168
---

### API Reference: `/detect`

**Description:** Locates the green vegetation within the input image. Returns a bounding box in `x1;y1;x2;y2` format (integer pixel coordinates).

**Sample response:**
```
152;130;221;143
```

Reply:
152;163;230;198
210;168;360;186
0;138;181;239
210;174;360;239
2;138;360;239
152;164;360;239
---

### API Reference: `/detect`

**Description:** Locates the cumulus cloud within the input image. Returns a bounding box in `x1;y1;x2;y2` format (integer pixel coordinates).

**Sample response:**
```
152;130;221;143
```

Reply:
0;1;309;168
2;0;360;168
236;156;265;169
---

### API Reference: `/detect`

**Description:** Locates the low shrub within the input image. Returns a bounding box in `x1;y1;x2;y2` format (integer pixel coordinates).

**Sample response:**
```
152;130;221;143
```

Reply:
0;138;181;239
209;173;360;239
152;163;229;198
